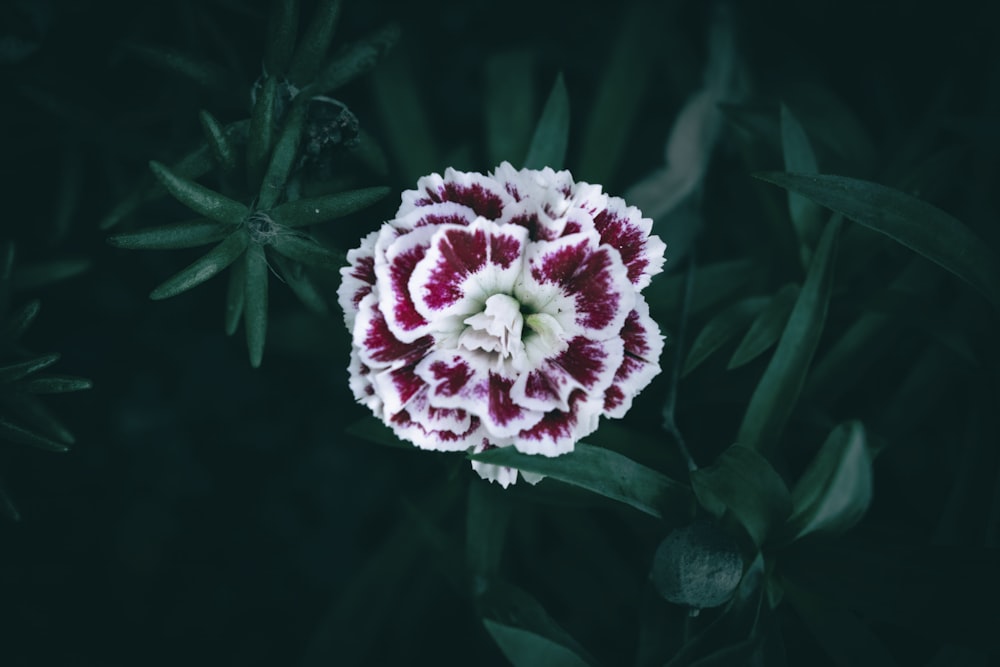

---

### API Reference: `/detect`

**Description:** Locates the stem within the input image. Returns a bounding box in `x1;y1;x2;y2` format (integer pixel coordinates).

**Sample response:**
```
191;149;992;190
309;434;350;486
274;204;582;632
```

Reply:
663;251;698;471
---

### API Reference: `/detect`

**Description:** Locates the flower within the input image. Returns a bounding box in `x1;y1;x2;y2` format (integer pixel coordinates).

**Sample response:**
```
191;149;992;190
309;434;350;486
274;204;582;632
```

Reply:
338;162;666;486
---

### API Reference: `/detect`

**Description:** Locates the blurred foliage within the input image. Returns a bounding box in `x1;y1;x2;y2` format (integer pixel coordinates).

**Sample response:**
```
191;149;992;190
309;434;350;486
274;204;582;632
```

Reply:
1;0;999;665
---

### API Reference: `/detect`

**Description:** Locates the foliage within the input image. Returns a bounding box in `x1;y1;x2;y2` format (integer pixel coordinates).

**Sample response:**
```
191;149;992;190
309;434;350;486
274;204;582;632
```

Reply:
1;0;998;665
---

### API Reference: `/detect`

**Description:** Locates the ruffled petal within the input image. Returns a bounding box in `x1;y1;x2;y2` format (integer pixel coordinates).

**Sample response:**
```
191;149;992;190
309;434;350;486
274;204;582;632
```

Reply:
603;297;665;417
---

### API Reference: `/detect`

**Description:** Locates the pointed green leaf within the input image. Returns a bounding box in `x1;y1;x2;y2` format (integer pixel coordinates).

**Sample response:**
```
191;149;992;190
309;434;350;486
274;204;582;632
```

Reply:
246;76;279;192
0;353;60;383
149;161;248;224
0;417;70;452
1;298;40;341
523;73;569;170
468;443;691;519
100;120;250;231
682;296;768;377
257;101;308;210
691;444;792;547
270;186;389;227
288;0;342;85
0;483;19;521
370;42;439;183
303;22;400;96
244;243;269;368
198;110;237;173
13;258;91;291
479;582;598;667
728;283;800;369
786;421;872;541
270;254;328;314
755;172;1000;307
149;230;249;300
466;480;511;581
107;218;233;250
20;375;93;394
577;4;654;183
738;217;842;455
780;104;822;265
224;254;246;336
269;233;345;270
484;49;536;167
2;393;74;445
264;0;299;76
126;43;228;91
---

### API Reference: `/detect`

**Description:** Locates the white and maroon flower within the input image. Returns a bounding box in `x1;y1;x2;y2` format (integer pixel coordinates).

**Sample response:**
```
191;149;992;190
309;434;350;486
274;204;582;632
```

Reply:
338;162;666;487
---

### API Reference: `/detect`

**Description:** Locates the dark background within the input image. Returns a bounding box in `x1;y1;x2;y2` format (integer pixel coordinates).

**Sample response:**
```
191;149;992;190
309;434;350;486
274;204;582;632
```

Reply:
1;0;998;664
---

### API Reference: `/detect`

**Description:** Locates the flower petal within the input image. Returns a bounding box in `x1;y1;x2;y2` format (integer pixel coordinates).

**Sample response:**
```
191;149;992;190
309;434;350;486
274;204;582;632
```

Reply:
399;167;513;220
593;198;667;289
353;293;434;368
409;218;528;319
514;391;604;456
337;230;378;330
603;297;665;417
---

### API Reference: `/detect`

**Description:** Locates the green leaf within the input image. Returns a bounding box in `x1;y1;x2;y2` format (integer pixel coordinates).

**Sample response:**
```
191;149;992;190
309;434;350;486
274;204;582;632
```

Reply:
523;73;569;170
270;253;328;314
2;393;74;445
264;0;299;76
0;353;60;383
0;417;70;452
577;3;655;183
785;421;872;542
728;283;800;370
647;259;767;321
198;110;237;173
1;298;40;341
682;297;768;377
13;258;92;291
468;443;691;520
484;49;536;167
269;233;346;270
0;482;19;521
754;172;1000;307
737;217;842;455
466;480;511;581
246;75;279;192
244;243;269;368
780;104;822;265
478;582;597;667
107;218;233;250
257;101;308;210
125;43;229;91
691;444;792;548
20;375;93;394
370;43;439;183
288;0;343;85
149;161;249;225
304;23;400;96
270;186;389;227
224;254;246;336
149;230;249;300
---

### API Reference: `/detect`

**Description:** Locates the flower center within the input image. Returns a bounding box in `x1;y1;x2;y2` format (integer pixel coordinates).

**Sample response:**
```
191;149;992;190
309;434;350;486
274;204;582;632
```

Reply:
460;293;525;361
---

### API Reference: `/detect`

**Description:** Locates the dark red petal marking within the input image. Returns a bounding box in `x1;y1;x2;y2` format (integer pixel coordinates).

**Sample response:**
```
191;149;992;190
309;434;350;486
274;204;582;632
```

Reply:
422;226;488;310
620;307;652;358
552;336;609;389
593;208;649;285
518;390;584;443
532;237;589;284
363;308;433;364
416;212;474;228
427;357;474;397
388;365;426;407
387;245;429;332
566;247;621;330
488;374;523;427
490;232;522;269
434;182;505;219
523;370;559;402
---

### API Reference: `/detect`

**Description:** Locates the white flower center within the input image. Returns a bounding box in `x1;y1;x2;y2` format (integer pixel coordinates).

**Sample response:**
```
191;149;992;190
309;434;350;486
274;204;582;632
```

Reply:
460;294;525;362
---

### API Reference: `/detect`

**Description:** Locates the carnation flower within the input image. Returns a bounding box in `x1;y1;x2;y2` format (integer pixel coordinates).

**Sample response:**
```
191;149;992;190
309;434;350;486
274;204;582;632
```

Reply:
338;162;666;486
